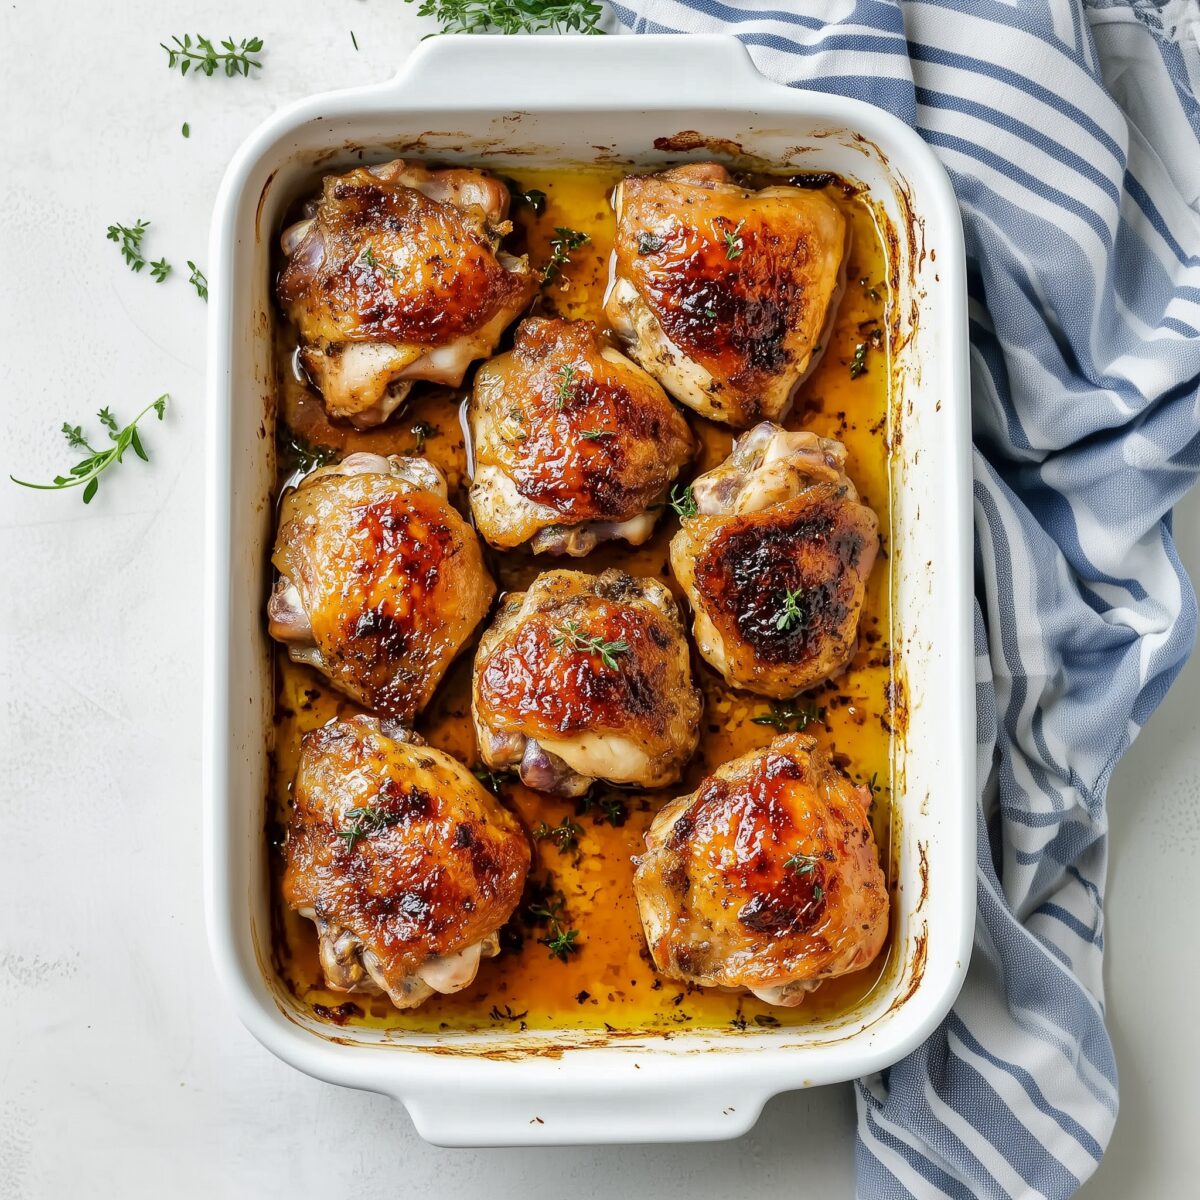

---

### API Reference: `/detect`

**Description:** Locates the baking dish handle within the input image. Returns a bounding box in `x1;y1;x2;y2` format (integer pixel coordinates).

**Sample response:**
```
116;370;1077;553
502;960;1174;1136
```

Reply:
386;32;779;110
400;1078;772;1147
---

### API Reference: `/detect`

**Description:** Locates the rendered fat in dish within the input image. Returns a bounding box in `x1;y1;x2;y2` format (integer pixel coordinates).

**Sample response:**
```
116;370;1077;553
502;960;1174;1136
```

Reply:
670;422;879;698
468;316;695;556
605;163;846;428
633;734;889;1006
282;715;530;1010
472;568;702;797
277;160;537;428
268;452;495;721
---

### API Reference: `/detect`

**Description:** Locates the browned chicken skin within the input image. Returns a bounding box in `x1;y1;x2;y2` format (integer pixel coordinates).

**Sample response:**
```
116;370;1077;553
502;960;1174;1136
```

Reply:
633;734;888;1006
670;423;878;698
605;163;845;427
283;716;530;1010
278;160;536;427
468;317;695;555
268;452;495;720
472;569;702;796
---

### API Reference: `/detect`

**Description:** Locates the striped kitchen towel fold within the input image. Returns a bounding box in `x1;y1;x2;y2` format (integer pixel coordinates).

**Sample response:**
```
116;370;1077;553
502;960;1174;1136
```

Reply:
611;1;1200;1196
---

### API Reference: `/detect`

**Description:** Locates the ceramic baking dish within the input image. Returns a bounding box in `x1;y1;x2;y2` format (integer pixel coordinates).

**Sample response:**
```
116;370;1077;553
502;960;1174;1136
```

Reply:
203;33;974;1147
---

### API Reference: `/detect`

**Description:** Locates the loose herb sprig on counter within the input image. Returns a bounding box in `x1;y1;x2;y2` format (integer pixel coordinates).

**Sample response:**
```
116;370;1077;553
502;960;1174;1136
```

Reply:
11;396;169;504
107;220;152;273
552;620;629;670
406;1;606;36
542;227;590;283
161;34;265;78
187;261;208;301
751;701;825;733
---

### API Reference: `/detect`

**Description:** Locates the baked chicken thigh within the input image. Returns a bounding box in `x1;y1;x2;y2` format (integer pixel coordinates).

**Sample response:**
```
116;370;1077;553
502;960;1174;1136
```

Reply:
633;734;888;1006
472;569;701;796
468;317;695;555
670;423;878;697
605;163;845;426
268;452;495;719
277;160;536;428
283;716;530;1009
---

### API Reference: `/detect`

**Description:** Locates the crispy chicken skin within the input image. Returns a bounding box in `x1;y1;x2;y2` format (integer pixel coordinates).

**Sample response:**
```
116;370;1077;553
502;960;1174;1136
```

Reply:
605;162;845;427
268;452;495;720
277;160;537;428
282;716;530;1010
472;569;702;796
633;734;888;1005
468;317;695;555
670;423;878;697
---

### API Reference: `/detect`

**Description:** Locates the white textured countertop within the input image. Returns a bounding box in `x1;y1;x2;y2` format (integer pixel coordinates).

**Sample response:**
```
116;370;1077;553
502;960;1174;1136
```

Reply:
1;3;1195;1194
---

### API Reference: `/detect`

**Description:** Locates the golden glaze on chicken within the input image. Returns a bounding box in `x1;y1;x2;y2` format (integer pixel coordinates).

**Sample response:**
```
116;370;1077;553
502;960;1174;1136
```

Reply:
283;716;530;1009
469;317;695;555
605;163;845;427
670;424;878;697
268;453;495;719
472;569;701;796
278;160;536;427
633;734;888;1006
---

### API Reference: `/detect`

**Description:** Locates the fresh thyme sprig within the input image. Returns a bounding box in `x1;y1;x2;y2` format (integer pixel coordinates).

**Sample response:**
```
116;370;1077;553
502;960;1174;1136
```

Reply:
531;816;585;856
723;218;746;261
336;802;401;850
528;893;581;962
575;791;629;827
472;765;514;793
751;701;825;732
107;220;151;272
149;257;171;283
411;421;437;454
161;34;265;79
542;227;590;283
488;1003;528;1022
280;430;338;476
187;261;208;301
407;1;606;36
579;429;613;441
507;181;548;215
775;586;806;632
556;364;576;411
784;851;822;876
11;396;168;504
552;619;629;671
669;483;697;518
850;342;869;379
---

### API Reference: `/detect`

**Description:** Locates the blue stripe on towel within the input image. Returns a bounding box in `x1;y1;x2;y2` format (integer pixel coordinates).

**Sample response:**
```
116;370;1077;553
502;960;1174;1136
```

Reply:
618;2;1200;1195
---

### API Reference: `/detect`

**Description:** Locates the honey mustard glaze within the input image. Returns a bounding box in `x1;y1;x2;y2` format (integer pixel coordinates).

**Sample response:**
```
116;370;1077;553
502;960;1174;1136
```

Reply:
269;164;898;1034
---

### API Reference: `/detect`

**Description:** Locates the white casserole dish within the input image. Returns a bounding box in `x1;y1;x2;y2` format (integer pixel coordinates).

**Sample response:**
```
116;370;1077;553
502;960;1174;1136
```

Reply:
203;33;974;1147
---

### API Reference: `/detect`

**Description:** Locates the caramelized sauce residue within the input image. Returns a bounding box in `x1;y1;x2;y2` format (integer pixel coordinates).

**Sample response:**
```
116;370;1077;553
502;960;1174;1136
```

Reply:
269;164;896;1034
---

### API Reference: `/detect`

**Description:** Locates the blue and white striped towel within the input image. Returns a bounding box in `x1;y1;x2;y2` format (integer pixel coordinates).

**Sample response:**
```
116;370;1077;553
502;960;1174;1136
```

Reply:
612;1;1200;1195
